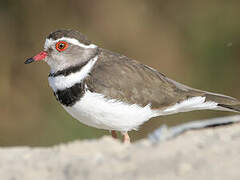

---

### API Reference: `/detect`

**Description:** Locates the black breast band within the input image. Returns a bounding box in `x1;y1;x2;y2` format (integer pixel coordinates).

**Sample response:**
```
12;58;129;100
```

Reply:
54;82;86;106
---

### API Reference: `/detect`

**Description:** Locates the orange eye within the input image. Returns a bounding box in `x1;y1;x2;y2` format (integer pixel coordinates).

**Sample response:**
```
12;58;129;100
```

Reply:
55;41;68;52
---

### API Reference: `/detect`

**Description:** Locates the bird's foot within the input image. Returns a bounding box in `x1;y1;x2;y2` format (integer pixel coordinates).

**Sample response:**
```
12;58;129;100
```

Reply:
111;130;118;139
122;132;130;144
110;131;130;144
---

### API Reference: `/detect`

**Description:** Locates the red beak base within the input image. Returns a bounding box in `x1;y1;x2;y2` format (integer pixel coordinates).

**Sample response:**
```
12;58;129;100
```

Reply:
25;51;48;64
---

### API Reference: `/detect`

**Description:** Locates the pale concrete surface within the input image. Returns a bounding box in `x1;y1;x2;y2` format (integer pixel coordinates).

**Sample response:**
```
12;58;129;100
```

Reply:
0;123;240;180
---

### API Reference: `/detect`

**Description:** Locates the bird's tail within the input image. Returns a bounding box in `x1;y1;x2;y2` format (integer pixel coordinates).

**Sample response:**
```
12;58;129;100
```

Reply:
217;104;240;113
166;77;240;113
203;91;240;113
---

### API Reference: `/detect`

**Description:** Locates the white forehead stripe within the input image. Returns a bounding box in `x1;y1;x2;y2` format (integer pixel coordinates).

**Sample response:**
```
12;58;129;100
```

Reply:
44;37;97;50
48;55;98;91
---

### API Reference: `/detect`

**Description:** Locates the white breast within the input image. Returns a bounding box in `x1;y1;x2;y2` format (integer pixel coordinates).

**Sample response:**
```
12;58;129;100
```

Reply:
63;91;159;132
62;94;219;132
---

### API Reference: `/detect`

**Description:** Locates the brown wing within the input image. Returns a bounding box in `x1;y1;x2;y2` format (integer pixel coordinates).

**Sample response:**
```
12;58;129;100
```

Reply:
86;49;240;110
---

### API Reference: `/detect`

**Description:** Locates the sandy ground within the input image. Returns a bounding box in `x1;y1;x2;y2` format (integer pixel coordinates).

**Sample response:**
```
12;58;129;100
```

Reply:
0;123;240;180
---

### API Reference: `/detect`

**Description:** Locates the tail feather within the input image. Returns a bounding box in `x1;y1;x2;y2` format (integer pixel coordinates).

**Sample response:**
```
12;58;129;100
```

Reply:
203;92;240;113
168;77;240;113
218;104;240;113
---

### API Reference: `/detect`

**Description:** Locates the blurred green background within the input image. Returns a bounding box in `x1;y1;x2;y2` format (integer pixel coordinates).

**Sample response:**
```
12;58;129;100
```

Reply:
0;0;239;146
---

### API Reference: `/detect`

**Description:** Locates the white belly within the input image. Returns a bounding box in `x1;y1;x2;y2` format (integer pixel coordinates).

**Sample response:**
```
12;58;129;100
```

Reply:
62;91;158;132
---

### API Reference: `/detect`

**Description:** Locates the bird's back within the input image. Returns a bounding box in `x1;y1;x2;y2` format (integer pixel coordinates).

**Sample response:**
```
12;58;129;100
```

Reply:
86;48;240;112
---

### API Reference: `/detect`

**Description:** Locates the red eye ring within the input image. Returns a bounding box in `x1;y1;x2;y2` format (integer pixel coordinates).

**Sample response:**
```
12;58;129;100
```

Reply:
55;41;68;52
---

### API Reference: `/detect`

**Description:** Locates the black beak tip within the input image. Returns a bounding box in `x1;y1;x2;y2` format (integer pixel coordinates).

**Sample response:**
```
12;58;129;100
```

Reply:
24;58;34;64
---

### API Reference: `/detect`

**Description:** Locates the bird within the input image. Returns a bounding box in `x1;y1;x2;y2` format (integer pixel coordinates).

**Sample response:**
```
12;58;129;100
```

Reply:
25;29;240;143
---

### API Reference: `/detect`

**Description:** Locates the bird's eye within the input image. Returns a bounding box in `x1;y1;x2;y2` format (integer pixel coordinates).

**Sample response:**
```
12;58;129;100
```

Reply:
55;41;68;52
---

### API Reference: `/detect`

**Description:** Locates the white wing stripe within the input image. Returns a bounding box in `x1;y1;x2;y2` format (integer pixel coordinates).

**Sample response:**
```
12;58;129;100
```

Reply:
162;96;218;114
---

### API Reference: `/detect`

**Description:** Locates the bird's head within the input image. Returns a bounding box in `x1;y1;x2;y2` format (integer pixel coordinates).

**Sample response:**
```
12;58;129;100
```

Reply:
25;29;98;72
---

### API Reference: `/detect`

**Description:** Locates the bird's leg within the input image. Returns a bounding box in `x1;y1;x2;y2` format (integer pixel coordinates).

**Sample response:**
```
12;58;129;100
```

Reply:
122;132;130;144
111;130;118;139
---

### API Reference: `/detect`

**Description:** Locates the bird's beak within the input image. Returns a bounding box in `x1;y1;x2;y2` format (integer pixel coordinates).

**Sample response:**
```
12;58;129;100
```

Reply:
25;51;48;64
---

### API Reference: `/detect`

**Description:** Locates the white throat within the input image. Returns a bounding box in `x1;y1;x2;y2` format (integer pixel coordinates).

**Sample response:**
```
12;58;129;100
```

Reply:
48;55;98;92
